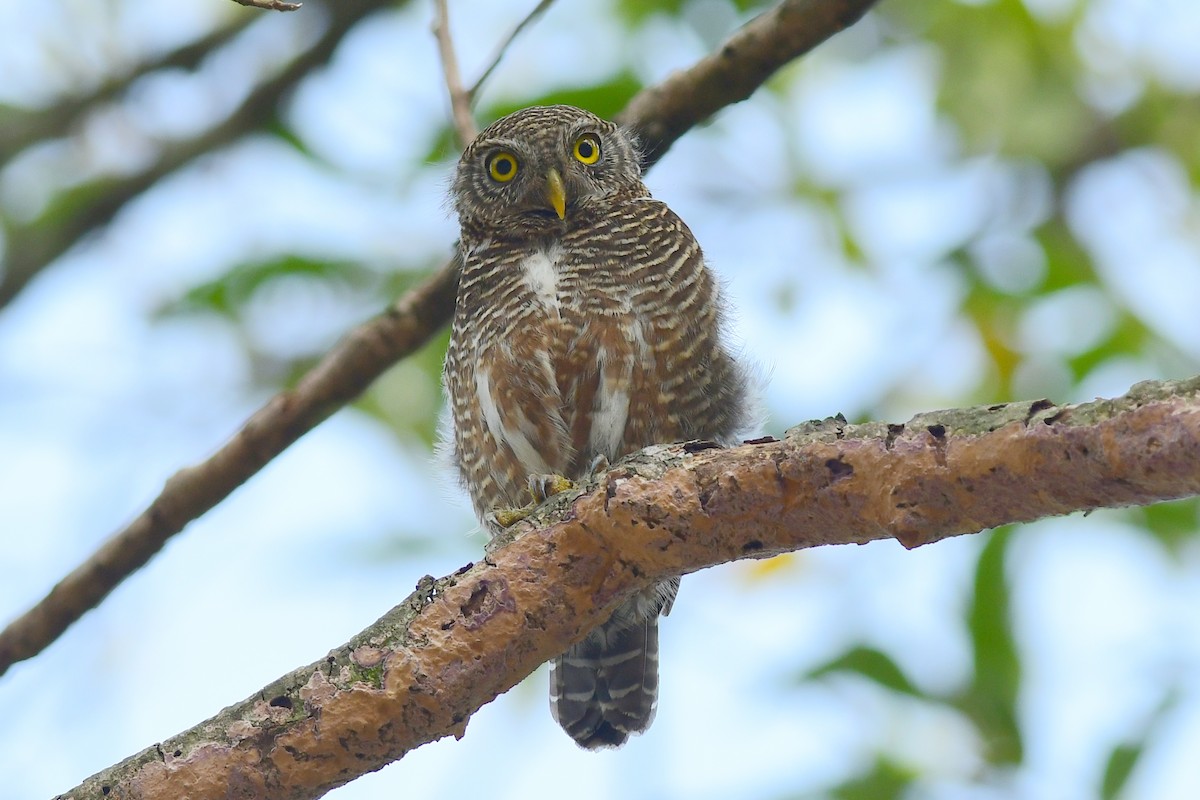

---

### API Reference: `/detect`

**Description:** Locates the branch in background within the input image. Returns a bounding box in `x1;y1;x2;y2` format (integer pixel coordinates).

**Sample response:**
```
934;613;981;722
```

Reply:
55;377;1200;799
0;0;393;310
232;0;302;10
0;19;250;162
0;261;460;678
468;0;557;104
616;0;873;163
0;0;881;678
432;0;478;146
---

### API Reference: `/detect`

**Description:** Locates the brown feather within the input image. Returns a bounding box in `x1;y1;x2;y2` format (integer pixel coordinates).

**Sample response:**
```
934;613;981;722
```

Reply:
445;105;751;748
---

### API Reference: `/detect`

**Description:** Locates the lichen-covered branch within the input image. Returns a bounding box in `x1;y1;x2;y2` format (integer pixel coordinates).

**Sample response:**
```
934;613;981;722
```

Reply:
0;0;881;679
55;376;1200;799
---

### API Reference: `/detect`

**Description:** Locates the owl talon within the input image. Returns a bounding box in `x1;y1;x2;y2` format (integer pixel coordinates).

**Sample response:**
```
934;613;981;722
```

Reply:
490;504;535;529
489;474;576;530
528;473;575;503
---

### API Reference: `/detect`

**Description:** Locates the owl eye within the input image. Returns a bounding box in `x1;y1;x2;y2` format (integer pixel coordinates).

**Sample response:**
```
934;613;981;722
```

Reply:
573;134;601;165
487;151;519;183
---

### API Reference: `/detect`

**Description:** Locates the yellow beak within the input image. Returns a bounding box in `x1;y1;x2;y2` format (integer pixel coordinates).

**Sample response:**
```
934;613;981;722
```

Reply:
546;169;567;220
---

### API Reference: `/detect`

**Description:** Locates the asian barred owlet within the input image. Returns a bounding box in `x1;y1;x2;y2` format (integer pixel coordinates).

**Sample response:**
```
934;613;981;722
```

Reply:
445;105;751;748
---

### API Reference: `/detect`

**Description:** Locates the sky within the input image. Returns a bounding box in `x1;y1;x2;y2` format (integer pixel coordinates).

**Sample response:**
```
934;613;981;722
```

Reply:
1;0;1200;798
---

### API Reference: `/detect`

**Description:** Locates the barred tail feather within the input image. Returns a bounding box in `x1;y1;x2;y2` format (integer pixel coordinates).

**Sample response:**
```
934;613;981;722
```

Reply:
549;616;660;749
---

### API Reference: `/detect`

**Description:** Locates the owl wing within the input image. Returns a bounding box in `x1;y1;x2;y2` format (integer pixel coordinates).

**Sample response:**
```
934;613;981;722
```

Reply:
468;328;574;507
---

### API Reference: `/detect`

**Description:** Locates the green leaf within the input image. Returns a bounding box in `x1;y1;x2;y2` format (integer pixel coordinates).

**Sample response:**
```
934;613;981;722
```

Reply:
829;757;916;800
616;0;773;26
159;255;376;318
1100;743;1142;800
957;527;1023;765
1100;688;1182;799
807;645;924;699
616;0;687;25
1136;497;1200;555
1068;311;1150;382
480;72;645;127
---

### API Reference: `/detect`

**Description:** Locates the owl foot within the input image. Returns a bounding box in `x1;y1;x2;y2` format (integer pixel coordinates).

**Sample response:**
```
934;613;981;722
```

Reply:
490;473;576;529
530;473;576;502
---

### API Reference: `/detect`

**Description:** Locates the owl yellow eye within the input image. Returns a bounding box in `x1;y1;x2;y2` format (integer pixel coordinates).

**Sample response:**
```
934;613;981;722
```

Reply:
573;134;601;165
487;152;519;183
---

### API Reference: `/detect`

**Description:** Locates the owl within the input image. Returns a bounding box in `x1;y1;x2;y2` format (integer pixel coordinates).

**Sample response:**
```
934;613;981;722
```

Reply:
445;105;751;749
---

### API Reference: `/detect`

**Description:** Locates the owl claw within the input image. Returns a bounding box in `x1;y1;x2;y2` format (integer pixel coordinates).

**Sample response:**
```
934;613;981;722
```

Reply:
490;505;533;529
528;473;575;503
489;473;576;529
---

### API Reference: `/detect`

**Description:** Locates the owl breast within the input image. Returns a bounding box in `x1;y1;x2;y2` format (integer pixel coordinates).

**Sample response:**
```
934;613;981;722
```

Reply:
454;246;644;515
447;198;747;524
445;103;752;749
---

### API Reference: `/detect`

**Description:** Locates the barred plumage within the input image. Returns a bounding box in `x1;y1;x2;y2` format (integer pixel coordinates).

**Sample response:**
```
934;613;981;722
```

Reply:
445;105;750;749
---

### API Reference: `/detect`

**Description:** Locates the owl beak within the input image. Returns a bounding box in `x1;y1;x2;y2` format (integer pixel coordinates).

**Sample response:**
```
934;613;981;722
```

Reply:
545;169;567;220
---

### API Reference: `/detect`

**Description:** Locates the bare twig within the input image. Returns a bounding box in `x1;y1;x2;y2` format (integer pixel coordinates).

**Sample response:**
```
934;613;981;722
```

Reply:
468;0;557;104
0;19;250;162
55;376;1200;799
432;0;478;146
0;0;881;679
0;0;391;311
231;0;302;11
0;262;459;678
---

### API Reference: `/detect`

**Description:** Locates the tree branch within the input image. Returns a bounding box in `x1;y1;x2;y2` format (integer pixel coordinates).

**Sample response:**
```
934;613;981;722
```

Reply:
55;376;1200;799
0;0;881;678
616;0;874;163
468;0;557;104
0;262;459;677
0;19;250;163
431;0;478;146
0;0;392;310
232;0;302;10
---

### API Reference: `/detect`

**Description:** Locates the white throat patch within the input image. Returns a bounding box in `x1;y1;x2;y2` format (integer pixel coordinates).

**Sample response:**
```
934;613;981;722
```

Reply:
522;246;562;311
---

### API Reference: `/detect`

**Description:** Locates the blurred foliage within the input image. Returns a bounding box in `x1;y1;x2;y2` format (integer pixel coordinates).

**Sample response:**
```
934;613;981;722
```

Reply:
1137;498;1200;555
829;758;918;800
425;72;646;162
806;530;1023;794
1101;742;1143;800
616;0;772;25
164;255;378;319
3;0;1199;796
1101;690;1180;800
961;528;1022;765
808;645;923;699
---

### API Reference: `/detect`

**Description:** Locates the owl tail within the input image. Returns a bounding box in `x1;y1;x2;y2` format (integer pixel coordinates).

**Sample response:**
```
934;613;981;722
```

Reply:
549;612;660;749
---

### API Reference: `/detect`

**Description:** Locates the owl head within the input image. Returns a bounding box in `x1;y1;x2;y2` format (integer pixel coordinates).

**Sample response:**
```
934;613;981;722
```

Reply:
452;105;644;239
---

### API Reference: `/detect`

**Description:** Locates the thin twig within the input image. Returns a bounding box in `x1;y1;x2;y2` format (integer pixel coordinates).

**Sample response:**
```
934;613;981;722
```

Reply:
231;0;302;11
468;0;557;104
0;19;250;163
0;0;881;681
1;0;388;311
432;0;478;146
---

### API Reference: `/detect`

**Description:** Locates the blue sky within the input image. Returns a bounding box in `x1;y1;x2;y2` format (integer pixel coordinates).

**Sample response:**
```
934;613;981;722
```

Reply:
2;1;1200;798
